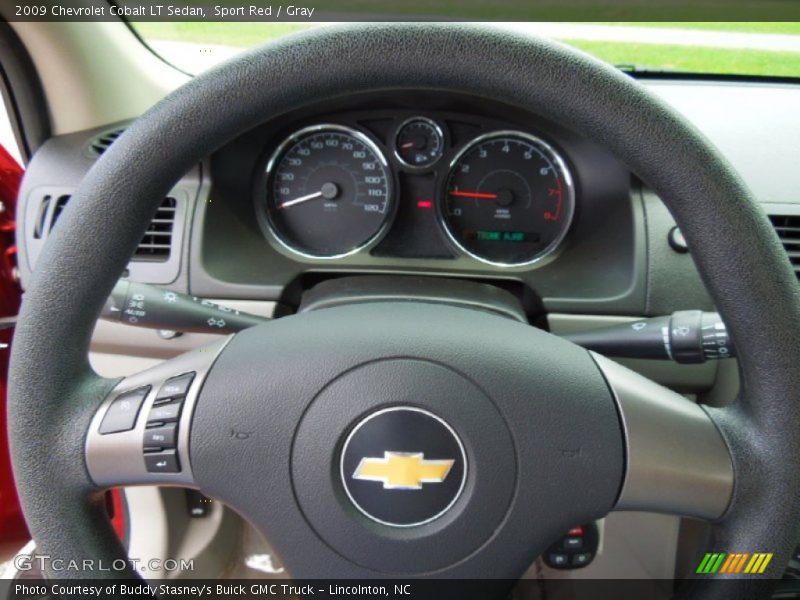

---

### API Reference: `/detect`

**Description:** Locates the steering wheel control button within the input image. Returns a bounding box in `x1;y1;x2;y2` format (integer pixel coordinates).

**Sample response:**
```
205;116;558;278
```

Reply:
98;386;150;434
544;522;599;570
567;525;585;536
144;449;181;473
143;423;178;450
155;372;195;403
86;337;229;490
572;553;593;568
562;536;584;550
340;407;467;528
547;553;569;568
146;400;183;424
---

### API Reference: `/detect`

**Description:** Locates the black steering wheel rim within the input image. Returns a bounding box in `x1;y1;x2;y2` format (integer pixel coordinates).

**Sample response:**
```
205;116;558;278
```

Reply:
9;23;800;597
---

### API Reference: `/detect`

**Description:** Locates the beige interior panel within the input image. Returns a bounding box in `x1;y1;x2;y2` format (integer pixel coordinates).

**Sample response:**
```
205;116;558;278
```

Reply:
10;22;185;134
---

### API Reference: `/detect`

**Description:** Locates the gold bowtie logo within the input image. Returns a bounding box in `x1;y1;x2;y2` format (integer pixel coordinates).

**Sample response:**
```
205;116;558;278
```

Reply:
353;452;455;490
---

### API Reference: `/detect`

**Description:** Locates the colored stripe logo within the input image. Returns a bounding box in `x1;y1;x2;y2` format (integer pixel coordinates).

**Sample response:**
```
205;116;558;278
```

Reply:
696;553;773;574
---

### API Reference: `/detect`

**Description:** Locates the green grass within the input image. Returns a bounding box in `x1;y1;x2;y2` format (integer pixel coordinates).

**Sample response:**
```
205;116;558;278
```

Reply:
133;22;800;78
134;0;800;20
135;22;313;47
124;0;800;22
603;22;800;34
565;40;800;77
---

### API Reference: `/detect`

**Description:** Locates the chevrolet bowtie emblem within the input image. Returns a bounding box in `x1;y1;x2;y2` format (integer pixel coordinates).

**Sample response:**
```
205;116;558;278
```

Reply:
353;452;455;490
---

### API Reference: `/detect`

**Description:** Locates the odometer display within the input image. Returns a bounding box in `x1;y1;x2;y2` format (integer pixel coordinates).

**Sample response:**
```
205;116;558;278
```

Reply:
474;231;536;243
441;131;575;267
265;125;393;258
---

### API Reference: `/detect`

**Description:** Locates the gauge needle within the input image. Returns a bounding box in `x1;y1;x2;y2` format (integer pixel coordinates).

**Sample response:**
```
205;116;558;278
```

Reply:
278;183;339;209
278;191;323;209
400;142;415;149
448;190;498;200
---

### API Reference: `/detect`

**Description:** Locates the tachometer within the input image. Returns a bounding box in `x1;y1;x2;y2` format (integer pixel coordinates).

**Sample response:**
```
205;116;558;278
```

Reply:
265;124;393;258
441;131;575;267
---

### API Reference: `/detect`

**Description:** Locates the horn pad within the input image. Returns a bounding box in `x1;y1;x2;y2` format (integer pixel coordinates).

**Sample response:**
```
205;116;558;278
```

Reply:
292;358;516;573
341;406;468;528
191;303;623;578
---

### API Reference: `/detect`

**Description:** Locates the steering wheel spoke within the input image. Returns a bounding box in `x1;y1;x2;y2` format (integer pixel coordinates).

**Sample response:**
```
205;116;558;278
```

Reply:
85;337;230;489
593;353;734;521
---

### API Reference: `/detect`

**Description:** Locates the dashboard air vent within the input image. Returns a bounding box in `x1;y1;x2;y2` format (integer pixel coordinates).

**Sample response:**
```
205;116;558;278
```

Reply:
132;197;177;262
36;194;72;236
88;128;125;157
769;214;800;278
50;195;71;226
36;194;176;262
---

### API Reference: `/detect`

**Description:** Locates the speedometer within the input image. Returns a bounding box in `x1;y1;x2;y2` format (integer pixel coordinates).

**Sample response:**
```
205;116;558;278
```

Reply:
265;124;393;259
441;131;575;267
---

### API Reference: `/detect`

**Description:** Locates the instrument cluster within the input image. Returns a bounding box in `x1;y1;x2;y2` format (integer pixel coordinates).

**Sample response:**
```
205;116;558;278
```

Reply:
259;114;576;268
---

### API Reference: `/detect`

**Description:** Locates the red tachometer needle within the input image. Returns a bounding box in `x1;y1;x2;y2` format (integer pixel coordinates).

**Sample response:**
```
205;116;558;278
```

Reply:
448;190;498;200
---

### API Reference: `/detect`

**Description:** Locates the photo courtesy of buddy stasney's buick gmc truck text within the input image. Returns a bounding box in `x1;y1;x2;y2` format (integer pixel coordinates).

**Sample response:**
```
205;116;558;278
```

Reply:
15;583;400;596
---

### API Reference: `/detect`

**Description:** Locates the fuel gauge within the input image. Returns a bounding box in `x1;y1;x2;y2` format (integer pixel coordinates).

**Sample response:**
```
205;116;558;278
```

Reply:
394;117;445;169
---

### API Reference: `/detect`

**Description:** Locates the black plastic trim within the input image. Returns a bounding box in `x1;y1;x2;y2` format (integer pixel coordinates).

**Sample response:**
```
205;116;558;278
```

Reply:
0;21;51;161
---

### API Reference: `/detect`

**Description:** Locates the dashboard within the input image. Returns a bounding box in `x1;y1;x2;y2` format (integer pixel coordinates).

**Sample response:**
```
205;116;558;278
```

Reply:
258;118;574;267
204;92;638;313
18;81;800;325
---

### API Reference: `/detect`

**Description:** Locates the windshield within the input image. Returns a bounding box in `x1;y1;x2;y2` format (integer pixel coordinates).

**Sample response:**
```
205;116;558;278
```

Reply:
131;22;800;78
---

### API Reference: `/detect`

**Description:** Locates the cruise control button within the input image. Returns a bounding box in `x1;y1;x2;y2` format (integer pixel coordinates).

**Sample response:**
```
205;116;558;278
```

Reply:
147;400;183;424
546;553;569;568
562;536;584;550
144;450;181;473
99;387;150;434
155;372;195;402
572;553;593;567
143;423;178;449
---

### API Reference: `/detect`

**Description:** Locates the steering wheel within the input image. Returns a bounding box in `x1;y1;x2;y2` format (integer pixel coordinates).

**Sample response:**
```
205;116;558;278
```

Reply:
9;24;800;598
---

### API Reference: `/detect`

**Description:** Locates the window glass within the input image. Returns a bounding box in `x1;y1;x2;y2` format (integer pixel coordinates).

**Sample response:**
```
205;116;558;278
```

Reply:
130;22;800;78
